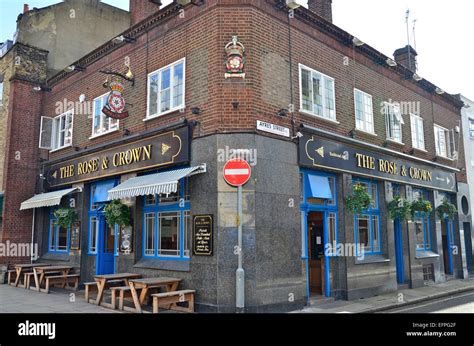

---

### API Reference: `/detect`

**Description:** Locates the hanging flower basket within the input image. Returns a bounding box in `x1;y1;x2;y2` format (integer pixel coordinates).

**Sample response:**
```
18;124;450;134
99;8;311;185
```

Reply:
53;208;78;229
345;184;372;214
387;196;412;221
436;198;457;220
104;200;131;227
411;198;432;219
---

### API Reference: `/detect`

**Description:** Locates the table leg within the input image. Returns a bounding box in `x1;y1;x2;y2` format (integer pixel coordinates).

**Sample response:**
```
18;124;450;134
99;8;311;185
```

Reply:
129;282;142;314
166;282;180;310
14;268;21;287
33;269;40;292
95;279;106;305
38;272;45;292
139;286;149;305
60;269;70;288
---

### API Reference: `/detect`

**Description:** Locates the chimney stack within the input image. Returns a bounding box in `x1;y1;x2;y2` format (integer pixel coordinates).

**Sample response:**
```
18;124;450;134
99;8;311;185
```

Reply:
308;0;333;23
393;45;418;72
23;4;29;13
129;0;161;26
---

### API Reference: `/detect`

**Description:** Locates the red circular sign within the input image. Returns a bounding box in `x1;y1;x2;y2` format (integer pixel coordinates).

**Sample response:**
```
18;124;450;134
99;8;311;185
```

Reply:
223;159;251;187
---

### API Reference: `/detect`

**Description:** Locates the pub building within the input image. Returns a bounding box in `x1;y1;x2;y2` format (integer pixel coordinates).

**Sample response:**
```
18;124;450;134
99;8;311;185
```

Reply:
4;0;472;312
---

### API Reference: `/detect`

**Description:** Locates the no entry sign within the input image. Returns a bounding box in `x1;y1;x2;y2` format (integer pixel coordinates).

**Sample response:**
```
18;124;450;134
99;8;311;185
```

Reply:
223;159;251;187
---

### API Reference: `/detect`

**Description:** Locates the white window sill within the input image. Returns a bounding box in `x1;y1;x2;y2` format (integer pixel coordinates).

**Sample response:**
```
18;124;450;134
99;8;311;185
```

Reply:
144;106;185;121
299;109;340;124
50;144;72;153
385;138;405;146
435;154;454;161
89;128;119;140
412;146;427;153
354;128;377;137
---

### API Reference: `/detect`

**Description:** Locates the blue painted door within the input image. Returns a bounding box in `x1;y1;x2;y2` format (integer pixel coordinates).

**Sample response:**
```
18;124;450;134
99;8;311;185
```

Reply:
444;219;454;275
394;219;405;284
96;215;115;275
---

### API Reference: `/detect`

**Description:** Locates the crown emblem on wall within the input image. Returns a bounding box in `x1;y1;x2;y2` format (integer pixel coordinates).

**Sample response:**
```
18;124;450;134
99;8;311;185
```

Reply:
225;35;246;79
109;81;125;93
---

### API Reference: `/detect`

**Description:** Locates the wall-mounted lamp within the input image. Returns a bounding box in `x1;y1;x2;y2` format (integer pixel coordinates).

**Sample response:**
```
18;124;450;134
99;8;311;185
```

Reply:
435;87;445;95
386;58;397;67
412;73;423;82
285;0;301;10
278;109;289;117
191;107;201;115
291;131;303;140
32;85;52;92
64;65;85;72
352;37;365;47
112;35;136;44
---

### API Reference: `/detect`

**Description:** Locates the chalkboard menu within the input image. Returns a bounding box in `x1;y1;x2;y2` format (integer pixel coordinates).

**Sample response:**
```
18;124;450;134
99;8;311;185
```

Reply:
193;215;213;256
70;221;81;250
120;225;133;254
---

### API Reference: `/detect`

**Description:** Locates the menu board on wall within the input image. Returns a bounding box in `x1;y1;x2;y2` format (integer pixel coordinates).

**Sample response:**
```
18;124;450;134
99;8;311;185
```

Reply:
70;221;81;251
193;215;213;256
120;225;133;254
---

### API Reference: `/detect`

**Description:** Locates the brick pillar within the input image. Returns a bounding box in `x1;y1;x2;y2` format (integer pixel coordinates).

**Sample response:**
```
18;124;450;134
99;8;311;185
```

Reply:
0;79;43;265
308;0;333;23
130;0;161;25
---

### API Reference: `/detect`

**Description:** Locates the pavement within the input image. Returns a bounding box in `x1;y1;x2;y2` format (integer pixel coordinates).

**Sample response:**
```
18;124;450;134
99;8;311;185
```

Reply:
0;284;117;313
295;278;474;313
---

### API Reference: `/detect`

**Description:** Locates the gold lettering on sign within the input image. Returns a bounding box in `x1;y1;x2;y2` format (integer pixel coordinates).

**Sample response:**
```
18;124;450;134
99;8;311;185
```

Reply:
355;153;375;170
113;145;152;168
409;167;433;182
78;159;99;175
378;159;398;175
60;165;75;179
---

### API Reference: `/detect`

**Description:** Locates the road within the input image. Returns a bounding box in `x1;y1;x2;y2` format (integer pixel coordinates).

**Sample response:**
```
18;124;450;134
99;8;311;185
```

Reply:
386;291;474;313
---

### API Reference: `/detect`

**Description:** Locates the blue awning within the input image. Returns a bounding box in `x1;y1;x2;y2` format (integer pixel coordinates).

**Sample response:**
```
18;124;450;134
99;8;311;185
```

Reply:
307;175;332;199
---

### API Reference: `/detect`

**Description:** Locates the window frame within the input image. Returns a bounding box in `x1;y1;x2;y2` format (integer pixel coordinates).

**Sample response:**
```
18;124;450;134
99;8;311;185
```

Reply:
354;88;374;134
51;109;74;152
412;189;432;251
469;119;474;139
91;92;119;138
146;58;186;120
434;124;451;158
299;64;337;122
48;210;70;253
142;179;191;260
410;113;425;150
353;179;382;256
384;102;403;143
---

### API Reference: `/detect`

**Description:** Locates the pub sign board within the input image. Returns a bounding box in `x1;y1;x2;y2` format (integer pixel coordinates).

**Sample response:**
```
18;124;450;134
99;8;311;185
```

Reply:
193;215;213;256
299;133;457;193
45;127;190;188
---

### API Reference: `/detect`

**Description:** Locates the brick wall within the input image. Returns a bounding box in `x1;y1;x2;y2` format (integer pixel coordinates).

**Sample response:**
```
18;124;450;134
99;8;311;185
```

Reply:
39;0;464;183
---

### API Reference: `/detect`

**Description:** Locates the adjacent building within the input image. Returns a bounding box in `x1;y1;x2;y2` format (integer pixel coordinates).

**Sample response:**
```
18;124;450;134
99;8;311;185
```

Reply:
1;0;472;312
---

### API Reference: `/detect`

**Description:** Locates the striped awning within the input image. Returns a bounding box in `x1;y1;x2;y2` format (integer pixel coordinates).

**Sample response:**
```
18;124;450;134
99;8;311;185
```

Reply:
20;187;81;210
107;164;207;200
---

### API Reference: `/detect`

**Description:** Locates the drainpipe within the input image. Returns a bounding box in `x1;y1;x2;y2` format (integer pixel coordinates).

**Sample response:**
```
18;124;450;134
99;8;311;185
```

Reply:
31;208;35;264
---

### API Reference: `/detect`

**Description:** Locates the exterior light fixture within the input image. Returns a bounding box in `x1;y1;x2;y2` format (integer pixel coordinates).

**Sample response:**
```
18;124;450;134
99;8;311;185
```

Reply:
286;0;301;9
64;65;85;72
191;107;201;115
278;109;289;117
435;87;445;95
112;35;136;44
352;37;364;47
412;73;423;81
386;58;397;67
33;86;42;91
32;85;51;92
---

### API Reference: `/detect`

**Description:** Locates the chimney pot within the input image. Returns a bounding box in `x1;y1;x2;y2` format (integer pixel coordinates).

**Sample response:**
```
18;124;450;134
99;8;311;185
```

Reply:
23;4;29;13
308;0;333;23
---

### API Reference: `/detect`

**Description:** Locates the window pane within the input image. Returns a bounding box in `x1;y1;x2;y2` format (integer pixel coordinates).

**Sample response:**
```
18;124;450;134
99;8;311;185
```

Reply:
415;220;424;249
424;218;431;250
301;68;312;111
50;220;57;251
145;195;156;206
328;213;336;247
93;99;101;134
159;212;180;256
160;68;171;113
358;216;369;252
64;113;73;146
104;224;115;253
372;216;379;252
148;73;158;116
355;91;364;130
172;62;184;108
58;227;68;251
312;73;323;115
145;213;155;256
324;77;335;119
327;176;335;205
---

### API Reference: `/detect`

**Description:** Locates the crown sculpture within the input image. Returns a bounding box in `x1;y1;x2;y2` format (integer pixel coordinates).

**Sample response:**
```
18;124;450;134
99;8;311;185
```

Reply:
225;35;245;79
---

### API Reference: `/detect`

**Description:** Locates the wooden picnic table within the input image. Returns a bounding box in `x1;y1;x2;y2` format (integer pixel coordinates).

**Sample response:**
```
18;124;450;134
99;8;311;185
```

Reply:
12;263;51;288
128;277;182;313
33;265;73;293
94;273;142;306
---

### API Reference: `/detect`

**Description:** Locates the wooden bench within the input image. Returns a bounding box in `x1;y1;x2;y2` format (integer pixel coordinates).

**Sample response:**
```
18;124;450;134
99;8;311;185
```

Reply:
152;290;195;313
110;286;133;310
24;272;35;290
7;270;16;285
84;279;128;303
44;274;80;294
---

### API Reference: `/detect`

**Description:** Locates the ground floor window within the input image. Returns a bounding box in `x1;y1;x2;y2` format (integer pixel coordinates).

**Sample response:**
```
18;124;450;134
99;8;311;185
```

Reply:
48;216;69;253
414;212;431;251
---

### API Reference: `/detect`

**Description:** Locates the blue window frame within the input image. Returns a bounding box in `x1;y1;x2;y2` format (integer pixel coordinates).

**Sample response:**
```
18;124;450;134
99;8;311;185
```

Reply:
48;209;70;253
413;188;432;251
142;179;191;260
353;179;381;255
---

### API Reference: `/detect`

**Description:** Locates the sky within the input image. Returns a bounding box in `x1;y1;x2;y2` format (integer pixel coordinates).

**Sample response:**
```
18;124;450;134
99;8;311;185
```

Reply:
0;0;472;100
